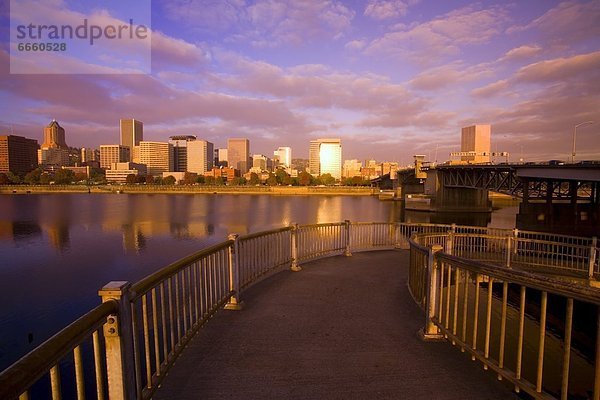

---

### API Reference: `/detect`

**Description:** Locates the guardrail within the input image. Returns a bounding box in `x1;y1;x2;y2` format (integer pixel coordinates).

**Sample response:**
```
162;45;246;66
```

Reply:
1;221;598;399
408;232;600;399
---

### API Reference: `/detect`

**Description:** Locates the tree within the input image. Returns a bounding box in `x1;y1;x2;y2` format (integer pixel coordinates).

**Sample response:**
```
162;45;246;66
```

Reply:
153;176;164;185
230;177;246;186
6;172;21;184
248;172;260;185
135;174;146;184
205;176;216;185
275;169;290;184
39;173;52;184
145;175;155;184
266;173;278;186
163;175;177;185
318;173;335;185
0;173;9;185
74;173;88;182
126;174;137;184
90;168;105;184
182;172;198;185
298;171;313;186
196;175;205;184
24;168;42;184
54;169;75;184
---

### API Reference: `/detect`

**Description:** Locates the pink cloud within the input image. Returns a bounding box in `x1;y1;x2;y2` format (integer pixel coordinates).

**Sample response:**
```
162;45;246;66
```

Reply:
364;0;418;20
365;5;510;64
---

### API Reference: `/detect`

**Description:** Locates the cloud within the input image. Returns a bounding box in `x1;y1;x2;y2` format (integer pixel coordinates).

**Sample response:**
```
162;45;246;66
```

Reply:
499;45;543;63
151;32;211;71
365;5;510;64
514;51;600;84
344;39;367;51
409;61;493;91
364;0;418;20
508;1;600;46
162;0;355;47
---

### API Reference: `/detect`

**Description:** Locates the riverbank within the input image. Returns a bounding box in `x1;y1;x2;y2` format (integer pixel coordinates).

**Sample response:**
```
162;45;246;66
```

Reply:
0;184;378;196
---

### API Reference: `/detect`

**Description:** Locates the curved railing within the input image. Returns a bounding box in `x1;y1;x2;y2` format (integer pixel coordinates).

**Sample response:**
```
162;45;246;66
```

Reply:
408;231;600;400
1;221;598;399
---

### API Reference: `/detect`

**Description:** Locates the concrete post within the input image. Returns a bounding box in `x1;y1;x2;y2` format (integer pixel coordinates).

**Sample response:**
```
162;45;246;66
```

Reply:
224;234;244;310
420;245;444;341
344;220;352;257
445;224;456;255
98;281;136;400
290;223;302;272
589;237;598;279
506;236;512;269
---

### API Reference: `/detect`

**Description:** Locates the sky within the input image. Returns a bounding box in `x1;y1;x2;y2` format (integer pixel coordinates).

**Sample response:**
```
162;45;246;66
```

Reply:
1;0;599;164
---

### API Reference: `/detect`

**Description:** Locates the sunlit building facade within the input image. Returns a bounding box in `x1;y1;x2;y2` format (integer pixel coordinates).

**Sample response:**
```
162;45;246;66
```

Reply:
227;138;250;174
273;146;292;168
100;145;130;169
169;135;196;172
187;140;214;175
461;125;491;164
120;119;143;161
309;138;342;180
139;141;173;176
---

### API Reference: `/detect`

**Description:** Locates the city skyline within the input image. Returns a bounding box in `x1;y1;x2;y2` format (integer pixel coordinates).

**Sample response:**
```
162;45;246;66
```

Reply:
1;1;599;163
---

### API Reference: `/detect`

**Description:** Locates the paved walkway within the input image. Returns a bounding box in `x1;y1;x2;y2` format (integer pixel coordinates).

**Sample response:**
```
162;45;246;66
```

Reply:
154;250;518;399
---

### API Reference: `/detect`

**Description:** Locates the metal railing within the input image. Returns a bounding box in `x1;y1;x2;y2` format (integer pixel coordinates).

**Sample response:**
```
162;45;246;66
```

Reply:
1;221;598;400
409;232;600;400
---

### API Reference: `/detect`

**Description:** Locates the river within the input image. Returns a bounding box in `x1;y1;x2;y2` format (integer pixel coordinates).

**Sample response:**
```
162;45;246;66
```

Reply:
0;193;518;371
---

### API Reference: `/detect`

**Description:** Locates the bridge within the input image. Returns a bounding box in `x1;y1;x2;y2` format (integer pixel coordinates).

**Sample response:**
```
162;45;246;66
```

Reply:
1;222;599;399
435;164;600;204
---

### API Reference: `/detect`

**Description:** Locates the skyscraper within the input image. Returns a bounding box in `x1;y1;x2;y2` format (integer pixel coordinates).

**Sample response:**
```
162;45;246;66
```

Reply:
461;125;491;164
139;141;173;176
274;146;292;168
169;135;196;172
100;145;130;169
42;120;68;149
39;120;69;168
0;135;39;175
227;138;250;174
120;119;143;161
187;140;214;174
309;138;342;180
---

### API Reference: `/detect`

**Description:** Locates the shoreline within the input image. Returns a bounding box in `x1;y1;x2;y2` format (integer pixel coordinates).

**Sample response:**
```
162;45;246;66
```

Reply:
0;184;378;196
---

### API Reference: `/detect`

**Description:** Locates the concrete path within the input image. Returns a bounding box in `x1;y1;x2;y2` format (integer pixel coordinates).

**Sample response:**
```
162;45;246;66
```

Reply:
154;250;518;399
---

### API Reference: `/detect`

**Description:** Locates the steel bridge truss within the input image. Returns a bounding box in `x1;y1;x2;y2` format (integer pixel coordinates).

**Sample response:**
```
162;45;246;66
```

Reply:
438;166;599;202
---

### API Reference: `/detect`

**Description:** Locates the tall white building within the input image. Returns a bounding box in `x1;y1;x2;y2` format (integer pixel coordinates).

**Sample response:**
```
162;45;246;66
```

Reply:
309;138;342;180
139;141;173;176
461;125;491;164
273;146;292;168
187;140;214;174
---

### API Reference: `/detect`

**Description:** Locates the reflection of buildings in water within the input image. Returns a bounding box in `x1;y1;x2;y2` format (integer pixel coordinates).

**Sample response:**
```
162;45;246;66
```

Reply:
122;224;146;253
316;197;342;224
42;223;70;251
0;221;43;241
517;203;600;237
170;222;214;239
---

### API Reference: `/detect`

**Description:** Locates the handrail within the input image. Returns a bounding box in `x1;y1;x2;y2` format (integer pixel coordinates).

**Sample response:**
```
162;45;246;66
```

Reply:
2;221;598;400
130;240;233;300
0;300;118;400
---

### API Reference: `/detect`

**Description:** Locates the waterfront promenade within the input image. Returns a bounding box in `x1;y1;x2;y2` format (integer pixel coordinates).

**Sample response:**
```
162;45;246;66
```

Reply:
154;251;516;399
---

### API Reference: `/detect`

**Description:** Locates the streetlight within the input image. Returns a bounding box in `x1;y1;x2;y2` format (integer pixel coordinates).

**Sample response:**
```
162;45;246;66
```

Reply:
572;121;594;163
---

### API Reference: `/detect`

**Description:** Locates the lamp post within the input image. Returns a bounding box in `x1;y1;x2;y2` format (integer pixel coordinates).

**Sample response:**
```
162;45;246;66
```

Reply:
572;121;594;163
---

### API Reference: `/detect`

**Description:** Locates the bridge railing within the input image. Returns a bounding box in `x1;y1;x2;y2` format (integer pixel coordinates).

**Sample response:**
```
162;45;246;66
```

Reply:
408;232;600;400
1;221;598;400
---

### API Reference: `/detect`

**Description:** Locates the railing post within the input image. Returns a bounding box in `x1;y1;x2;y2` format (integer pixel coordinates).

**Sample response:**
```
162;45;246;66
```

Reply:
225;234;244;310
445;224;455;255
344;220;352;257
420;245;444;341
98;281;136;400
290;223;302;272
589;237;598;279
506;236;512;269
